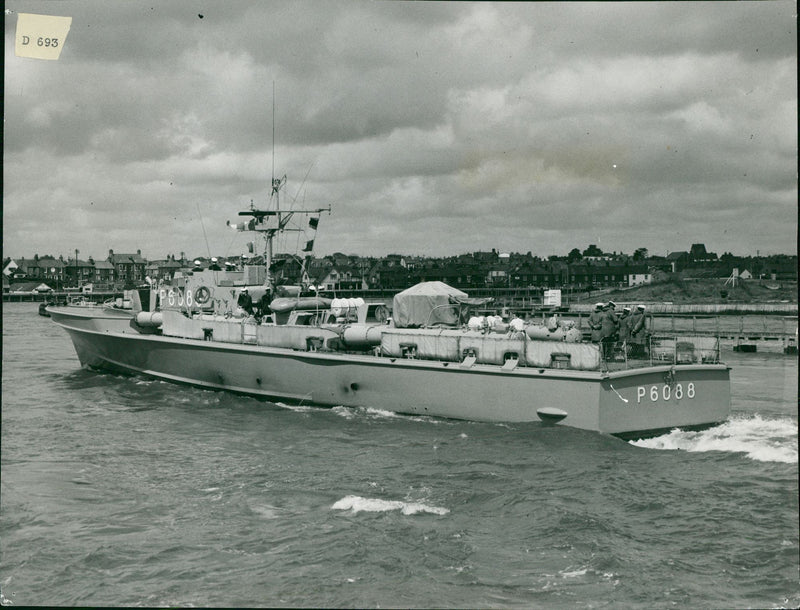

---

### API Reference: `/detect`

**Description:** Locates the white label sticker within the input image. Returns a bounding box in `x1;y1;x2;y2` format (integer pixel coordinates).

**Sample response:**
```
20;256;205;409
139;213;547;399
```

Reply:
15;13;72;60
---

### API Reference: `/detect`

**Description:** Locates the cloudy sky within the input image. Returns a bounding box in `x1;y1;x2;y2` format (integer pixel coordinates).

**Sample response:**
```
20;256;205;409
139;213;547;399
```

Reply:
4;1;797;262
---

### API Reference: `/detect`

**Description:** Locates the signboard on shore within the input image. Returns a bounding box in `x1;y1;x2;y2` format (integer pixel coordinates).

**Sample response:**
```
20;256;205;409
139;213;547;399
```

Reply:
543;289;562;307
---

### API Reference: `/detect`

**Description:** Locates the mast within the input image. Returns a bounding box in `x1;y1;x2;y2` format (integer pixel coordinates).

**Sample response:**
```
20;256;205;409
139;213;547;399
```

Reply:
229;187;329;288
272;80;276;196
226;84;330;288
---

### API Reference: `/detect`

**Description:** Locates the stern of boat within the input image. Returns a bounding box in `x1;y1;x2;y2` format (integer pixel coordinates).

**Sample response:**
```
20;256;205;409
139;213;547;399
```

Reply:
598;364;731;438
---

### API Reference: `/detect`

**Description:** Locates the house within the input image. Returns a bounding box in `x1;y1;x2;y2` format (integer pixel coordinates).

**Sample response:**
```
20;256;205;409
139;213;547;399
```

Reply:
12;256;64;282
509;263;562;288
762;257;798;281
688;243;717;263
624;264;652;286
567;264;595;287
366;261;411;289
666;251;690;272
146;255;184;282
12;257;39;279
470;249;500;265
93;260;115;286
581;244;614;262
304;257;363;291
37;257;66;285
565;262;633;288
107;249;147;286
416;263;478;288
64;257;96;286
3;258;19;277
486;265;508;286
258;254;304;285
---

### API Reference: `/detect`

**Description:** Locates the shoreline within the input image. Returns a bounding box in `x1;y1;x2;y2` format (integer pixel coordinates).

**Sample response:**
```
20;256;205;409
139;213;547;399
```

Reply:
568;302;797;315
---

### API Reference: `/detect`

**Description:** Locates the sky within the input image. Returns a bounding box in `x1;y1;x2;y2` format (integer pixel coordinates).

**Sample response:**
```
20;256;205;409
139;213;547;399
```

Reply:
3;1;797;262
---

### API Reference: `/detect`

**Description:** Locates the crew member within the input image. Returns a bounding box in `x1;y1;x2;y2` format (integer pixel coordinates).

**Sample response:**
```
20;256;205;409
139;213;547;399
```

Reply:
628;304;647;357
600;302;619;359
237;287;254;316
588;303;604;343
256;289;272;320
617;307;632;344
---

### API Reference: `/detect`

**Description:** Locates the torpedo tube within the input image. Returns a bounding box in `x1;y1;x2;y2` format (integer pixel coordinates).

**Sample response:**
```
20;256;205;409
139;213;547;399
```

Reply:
135;311;163;327
341;325;384;348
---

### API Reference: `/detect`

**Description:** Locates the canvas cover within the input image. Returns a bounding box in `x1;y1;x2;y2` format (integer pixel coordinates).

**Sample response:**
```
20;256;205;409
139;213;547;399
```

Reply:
391;281;470;328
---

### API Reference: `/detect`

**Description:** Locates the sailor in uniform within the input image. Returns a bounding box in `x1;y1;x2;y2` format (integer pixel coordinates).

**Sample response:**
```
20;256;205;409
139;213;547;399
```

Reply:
628;305;647;357
600;302;619;359
237;287;254;316
256;289;273;321
588;303;604;343
618;306;632;355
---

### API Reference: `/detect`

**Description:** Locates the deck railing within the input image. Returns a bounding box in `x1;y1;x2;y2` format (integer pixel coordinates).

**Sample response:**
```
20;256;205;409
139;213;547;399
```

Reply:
600;334;721;370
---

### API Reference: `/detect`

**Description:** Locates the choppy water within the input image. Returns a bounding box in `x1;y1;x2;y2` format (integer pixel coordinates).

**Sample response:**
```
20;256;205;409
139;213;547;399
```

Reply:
2;302;797;608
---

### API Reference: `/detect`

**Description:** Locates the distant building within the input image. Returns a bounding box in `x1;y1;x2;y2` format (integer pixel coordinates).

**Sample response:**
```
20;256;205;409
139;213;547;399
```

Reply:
146;255;184;282
64;257;96;286
486;266;508;286
625;265;652;286
14;256;68;284
11;281;54;293
689;243;717;262
3;258;19;277
108;249;147;286
509;263;563;287
666;251;690;272
306;258;362;291
369;265;408;289
93;260;115;286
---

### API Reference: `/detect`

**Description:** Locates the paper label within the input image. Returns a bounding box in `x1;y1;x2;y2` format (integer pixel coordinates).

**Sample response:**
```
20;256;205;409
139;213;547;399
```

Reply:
15;12;72;60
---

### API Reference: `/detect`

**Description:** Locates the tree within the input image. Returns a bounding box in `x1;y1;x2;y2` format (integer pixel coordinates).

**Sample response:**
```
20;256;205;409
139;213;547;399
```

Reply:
567;248;583;263
582;244;603;257
633;247;648;261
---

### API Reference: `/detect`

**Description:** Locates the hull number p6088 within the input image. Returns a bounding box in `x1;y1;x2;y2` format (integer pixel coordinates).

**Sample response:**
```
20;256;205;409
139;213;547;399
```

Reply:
637;383;695;403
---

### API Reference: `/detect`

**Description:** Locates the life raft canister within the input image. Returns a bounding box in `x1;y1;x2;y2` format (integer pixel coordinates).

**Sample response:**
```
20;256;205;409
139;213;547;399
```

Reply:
194;286;211;305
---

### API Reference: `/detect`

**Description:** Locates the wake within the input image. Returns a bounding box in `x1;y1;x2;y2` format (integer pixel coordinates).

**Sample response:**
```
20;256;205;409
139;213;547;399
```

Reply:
630;414;798;463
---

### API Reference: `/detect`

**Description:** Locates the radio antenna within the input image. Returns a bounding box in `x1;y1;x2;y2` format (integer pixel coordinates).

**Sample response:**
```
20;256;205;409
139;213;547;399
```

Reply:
271;80;276;189
196;202;211;258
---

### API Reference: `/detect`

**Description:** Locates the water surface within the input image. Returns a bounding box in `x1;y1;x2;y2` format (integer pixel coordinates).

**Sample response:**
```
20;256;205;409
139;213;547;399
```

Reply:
2;302;797;608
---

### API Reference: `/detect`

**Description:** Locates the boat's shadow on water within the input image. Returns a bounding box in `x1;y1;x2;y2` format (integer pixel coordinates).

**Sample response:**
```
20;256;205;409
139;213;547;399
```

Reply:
56;367;130;390
54;369;193;413
54;368;286;416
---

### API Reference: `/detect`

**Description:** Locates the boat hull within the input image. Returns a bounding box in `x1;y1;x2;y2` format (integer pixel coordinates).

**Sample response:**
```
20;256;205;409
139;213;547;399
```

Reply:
58;324;731;438
47;304;135;333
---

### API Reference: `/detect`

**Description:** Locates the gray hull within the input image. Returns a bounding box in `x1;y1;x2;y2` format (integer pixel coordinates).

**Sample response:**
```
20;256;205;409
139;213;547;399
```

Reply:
58;323;731;438
46;305;134;332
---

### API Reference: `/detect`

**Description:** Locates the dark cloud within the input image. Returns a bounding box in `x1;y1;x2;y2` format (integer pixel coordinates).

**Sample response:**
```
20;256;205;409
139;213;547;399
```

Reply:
3;1;796;261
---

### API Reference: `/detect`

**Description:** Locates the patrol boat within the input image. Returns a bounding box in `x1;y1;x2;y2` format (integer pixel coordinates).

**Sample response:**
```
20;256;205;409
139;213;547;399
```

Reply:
48;180;731;439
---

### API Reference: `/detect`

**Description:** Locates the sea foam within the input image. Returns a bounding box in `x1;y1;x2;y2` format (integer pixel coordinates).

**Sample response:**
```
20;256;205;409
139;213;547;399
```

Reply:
331;495;449;516
630;414;798;463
